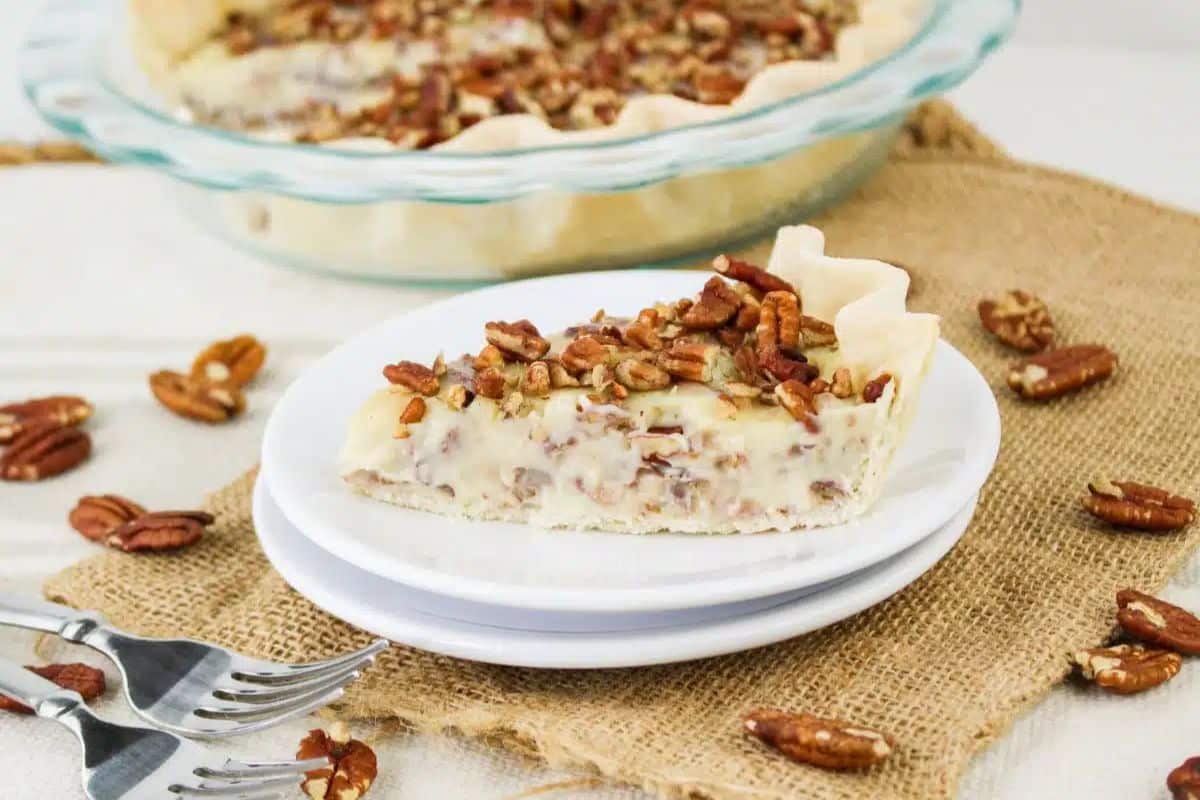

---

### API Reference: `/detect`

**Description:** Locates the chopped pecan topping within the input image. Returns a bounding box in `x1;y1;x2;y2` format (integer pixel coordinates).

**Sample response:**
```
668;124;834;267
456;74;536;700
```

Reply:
485;319;551;362
624;310;664;350
1007;345;1117;400
1071;644;1181;695
1117;589;1200;655
660;340;720;382
680;277;741;329
105;510;213;552
474;344;507;370
978;290;1055;352
445;383;473;410
743;709;895;770
712;254;795;295
523;361;552;397
1082;480;1195;532
0;420;91;481
733;345;762;385
500;390;527;418
547;359;581;388
1168;757;1200;800
190;334;267;386
69;494;146;542
758;291;801;350
0;664;105;714
561;335;612;374
383;360;441;395
732;295;762;332
394;396;427;438
0;395;92;444
298;721;378;800
798;315;837;349
774;380;819;433
862;373;892;403
150;370;245;423
473;367;507;399
830;367;853;398
615;359;671;391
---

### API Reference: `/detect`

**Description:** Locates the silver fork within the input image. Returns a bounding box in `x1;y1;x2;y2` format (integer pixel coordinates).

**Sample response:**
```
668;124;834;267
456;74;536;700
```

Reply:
1;656;327;800
0;592;387;738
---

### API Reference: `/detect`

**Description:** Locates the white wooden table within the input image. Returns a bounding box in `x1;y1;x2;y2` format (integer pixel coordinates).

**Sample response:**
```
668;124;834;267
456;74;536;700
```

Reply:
2;2;1198;798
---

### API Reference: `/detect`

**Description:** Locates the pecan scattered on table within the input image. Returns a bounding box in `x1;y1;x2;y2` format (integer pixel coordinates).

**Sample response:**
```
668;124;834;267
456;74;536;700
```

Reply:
978;290;1055;352
0;663;105;714
69;494;147;542
149;370;246;423
1071;644;1182;694
743;709;895;770
1168;757;1200;800
190;334;267;387
1082;480;1196;532
297;721;378;800
1117;589;1200;655
0;395;92;444
0;420;91;481
1006;344;1117;400
104;510;214;553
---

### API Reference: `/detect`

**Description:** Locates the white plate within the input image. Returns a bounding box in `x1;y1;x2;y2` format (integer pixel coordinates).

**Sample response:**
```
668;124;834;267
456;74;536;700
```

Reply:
262;270;1000;613
255;476;978;668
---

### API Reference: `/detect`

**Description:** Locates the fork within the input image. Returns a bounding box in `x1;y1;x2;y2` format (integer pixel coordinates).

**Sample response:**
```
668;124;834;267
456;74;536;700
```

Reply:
0;656;328;800
0;592;387;738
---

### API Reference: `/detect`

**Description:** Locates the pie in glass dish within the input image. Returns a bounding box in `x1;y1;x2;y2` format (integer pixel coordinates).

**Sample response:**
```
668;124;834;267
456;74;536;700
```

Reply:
339;224;939;533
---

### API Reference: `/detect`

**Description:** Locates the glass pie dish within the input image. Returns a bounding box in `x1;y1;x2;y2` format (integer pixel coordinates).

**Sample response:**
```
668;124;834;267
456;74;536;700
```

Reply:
21;0;1016;282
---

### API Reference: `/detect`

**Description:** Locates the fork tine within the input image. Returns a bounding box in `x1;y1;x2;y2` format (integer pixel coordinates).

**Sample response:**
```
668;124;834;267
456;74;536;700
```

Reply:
216;660;369;703
188;772;306;795
200;672;358;720
173;787;286;800
229;639;387;685
206;757;328;779
187;684;349;737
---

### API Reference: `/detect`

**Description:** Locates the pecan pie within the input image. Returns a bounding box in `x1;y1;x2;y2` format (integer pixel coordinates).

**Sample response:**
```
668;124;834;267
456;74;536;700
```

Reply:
339;224;939;533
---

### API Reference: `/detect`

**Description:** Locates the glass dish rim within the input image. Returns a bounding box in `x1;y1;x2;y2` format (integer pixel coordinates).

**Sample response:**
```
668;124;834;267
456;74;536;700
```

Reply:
20;0;1018;201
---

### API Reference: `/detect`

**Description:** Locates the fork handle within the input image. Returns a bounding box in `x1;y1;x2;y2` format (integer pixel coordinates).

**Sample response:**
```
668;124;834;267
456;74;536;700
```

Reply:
0;657;83;718
0;591;106;641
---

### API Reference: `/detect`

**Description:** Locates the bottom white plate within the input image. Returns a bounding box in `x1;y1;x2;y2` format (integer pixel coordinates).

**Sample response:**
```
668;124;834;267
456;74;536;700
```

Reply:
254;478;977;669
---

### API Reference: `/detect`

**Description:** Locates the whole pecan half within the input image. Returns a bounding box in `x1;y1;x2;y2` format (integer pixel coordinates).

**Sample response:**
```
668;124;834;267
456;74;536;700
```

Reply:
1168;757;1200;800
0;395;93;444
797;315;837;349
190;334;267;386
104;510;213;552
615;359;671;391
1082;480;1196;532
758;291;801;351
660;340;720;383
1117;589;1200;655
743;709;895;770
297;721;378;800
623;310;664;351
561;335;612;374
680;277;741;330
712;254;795;295
978;290;1055;352
0;420;91;481
69;494;146;542
149;370;245;423
382;361;440;396
1071;643;1181;694
0;663;106;714
485;319;551;362
775;380;819;433
1006;344;1117;400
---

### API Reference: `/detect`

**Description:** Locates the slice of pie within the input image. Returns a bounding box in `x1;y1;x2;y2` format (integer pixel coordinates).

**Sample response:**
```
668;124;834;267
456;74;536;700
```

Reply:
129;0;922;149
340;224;939;533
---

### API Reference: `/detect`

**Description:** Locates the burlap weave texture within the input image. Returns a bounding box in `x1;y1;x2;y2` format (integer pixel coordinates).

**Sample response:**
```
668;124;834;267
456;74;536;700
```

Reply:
45;110;1200;799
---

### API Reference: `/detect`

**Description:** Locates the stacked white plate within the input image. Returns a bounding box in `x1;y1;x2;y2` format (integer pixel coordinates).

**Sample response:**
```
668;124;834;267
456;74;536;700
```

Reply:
257;272;1001;669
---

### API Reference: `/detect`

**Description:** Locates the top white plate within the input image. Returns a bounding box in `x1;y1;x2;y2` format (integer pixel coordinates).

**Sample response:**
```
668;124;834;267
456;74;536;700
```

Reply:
262;270;1000;613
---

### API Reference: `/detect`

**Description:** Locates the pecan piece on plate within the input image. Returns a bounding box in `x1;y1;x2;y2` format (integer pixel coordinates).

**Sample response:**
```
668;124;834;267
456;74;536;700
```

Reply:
0;420;91;481
150;370;246;423
0;663;106;714
0;395;93;444
382;360;441;396
297;721;378;800
1082;480;1196;532
775;380;819;433
1071;644;1181;694
1117;589;1200;655
1168;757;1200;800
1006;344;1117;400
680;276;741;330
978;290;1055;352
104;510;213;552
69;494;147;542
484;319;551;362
190;334;267;386
712;254;795;295
743;709;895;770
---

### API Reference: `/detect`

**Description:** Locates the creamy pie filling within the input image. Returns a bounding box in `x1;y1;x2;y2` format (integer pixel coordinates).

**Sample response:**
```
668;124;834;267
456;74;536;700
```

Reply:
339;224;940;534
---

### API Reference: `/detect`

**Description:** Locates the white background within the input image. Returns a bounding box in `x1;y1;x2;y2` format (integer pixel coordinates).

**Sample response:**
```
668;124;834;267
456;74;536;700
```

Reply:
1;1;1198;798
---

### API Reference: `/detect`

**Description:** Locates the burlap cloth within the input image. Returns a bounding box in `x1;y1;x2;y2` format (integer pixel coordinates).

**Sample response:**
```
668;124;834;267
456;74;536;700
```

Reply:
44;102;1200;799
